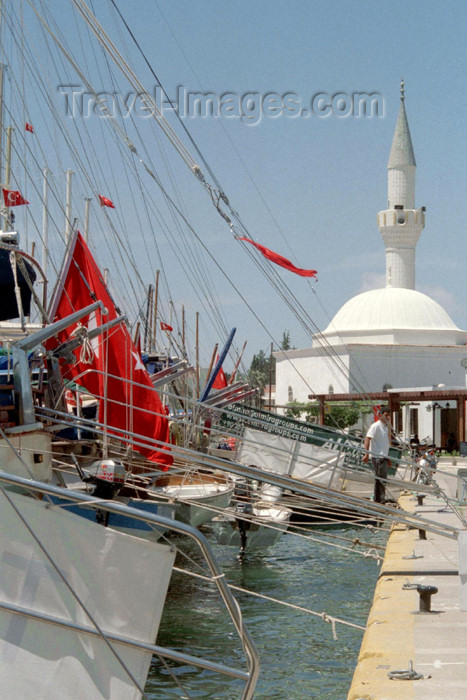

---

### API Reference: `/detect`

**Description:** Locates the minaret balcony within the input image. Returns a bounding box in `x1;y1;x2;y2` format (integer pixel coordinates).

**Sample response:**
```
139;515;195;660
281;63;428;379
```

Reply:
377;208;425;229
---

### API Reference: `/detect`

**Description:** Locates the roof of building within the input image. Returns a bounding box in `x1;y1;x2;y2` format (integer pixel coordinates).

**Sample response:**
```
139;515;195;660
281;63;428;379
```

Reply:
321;287;467;346
388;88;416;169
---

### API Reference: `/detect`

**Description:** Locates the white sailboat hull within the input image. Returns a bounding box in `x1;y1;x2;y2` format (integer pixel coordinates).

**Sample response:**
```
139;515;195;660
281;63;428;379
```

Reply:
151;476;235;527
0;490;175;699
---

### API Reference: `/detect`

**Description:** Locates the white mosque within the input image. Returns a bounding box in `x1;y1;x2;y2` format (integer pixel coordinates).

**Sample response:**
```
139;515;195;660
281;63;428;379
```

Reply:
274;83;467;445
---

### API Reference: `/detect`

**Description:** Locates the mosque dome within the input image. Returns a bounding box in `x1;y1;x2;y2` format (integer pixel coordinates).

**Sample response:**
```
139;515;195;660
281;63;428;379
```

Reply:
320;287;467;346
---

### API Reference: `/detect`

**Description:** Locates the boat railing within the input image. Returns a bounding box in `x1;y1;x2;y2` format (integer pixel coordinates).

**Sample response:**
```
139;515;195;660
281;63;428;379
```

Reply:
0;469;260;699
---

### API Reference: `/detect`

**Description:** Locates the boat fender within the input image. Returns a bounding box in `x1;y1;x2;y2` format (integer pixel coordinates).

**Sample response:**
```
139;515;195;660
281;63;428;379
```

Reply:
169;421;183;446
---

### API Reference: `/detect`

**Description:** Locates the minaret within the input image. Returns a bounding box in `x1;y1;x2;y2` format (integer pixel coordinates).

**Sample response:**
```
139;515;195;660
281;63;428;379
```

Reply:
377;81;425;289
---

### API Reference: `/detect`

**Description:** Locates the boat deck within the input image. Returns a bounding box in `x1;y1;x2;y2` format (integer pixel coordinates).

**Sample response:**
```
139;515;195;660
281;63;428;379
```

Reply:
348;459;467;699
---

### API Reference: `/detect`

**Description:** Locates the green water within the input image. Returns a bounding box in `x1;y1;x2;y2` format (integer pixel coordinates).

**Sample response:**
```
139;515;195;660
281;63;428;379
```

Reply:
145;524;387;699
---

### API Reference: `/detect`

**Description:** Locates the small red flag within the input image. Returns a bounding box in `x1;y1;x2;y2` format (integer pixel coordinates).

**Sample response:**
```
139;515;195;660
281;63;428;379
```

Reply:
160;321;173;332
212;355;228;389
2;189;29;207
98;194;115;208
239;237;317;278
25;123;34;133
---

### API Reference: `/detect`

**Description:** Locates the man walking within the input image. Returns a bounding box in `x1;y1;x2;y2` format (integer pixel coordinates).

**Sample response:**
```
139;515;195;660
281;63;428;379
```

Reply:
363;406;392;503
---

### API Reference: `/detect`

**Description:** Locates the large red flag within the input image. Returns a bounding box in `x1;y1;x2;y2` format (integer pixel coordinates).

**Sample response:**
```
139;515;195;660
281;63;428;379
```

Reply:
3;189;29;207
47;232;172;468
239;237;317;278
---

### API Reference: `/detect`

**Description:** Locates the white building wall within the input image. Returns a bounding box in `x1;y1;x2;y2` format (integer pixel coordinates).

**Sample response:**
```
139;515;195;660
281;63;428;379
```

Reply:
274;349;350;409
275;343;467;414
348;345;467;392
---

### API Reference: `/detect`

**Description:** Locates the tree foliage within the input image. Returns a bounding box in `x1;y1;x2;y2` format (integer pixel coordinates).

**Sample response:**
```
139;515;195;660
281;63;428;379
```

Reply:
280;330;291;350
284;401;365;430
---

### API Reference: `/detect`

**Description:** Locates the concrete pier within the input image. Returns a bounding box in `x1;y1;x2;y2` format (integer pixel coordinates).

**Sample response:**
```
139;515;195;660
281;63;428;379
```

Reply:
348;461;467;699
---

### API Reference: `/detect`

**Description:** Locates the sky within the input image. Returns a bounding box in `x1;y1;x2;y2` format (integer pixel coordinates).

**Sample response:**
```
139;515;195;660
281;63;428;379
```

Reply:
3;0;467;370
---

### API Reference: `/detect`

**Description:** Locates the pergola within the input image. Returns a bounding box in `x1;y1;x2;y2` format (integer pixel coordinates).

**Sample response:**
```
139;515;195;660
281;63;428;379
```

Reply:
311;388;467;443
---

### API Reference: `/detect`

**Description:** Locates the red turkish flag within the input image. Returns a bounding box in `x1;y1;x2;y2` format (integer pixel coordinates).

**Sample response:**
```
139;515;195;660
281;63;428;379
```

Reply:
47;232;172;468
239;237;317;278
3;189;29;207
160;321;173;331
98;194;115;208
212;356;228;389
25;123;34;133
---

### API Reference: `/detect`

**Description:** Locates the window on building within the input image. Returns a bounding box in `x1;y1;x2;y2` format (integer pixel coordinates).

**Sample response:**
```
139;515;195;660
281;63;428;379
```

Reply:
288;386;293;402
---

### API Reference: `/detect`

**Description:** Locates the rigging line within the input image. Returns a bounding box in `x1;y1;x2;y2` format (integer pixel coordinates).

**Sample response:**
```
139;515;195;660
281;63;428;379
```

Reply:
110;0;223;195
3;8;139;306
103;4;228;327
35;0;377;398
94;8;233;335
233;239;360;416
71;0;198;171
153;0;303;261
172;566;366;634
73;0;250;240
28;1;221;327
70;6;158;305
30;3;284;351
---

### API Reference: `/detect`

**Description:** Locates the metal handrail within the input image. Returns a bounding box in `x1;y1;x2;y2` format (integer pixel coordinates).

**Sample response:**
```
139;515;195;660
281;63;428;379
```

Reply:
0;470;260;699
36;406;462;538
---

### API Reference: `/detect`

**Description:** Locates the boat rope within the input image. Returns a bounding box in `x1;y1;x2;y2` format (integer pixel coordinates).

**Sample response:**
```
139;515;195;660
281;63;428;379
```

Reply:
172;565;366;639
9;250;26;331
70;324;95;364
154;653;194;699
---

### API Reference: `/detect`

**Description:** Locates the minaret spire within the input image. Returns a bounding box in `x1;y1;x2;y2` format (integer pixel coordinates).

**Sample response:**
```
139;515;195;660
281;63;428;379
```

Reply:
377;84;425;290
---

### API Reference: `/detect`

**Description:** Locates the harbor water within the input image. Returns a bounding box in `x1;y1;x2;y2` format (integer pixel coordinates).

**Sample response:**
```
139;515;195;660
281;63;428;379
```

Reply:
145;523;388;699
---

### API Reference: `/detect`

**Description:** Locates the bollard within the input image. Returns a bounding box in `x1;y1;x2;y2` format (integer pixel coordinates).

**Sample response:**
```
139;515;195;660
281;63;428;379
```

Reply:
417;494;426;506
402;583;438;612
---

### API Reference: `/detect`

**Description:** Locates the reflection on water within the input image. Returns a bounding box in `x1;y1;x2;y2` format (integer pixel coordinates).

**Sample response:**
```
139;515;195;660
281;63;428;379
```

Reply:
146;524;387;699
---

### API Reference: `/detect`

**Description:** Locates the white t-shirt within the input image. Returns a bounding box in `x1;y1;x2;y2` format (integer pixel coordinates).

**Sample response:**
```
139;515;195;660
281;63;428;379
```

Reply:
366;420;389;457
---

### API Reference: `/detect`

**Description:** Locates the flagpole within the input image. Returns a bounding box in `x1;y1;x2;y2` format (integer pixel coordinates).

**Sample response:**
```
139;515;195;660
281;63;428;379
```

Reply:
181;304;186;353
203;343;218;397
47;228;79;318
42;167;49;276
144;284;153;353
4;125;13;230
153;270;159;352
133;321;140;347
195;311;200;398
65;169;74;244
83;196;91;243
199;328;236;403
268;341;273;411
229;340;247;385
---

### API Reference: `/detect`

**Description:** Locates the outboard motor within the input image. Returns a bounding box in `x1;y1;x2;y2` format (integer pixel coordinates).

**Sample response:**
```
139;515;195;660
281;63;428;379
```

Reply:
82;459;126;526
234;479;253;553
